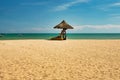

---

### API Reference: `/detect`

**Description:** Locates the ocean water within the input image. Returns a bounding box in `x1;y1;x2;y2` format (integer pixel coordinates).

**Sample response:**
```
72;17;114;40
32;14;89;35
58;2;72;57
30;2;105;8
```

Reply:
0;33;120;40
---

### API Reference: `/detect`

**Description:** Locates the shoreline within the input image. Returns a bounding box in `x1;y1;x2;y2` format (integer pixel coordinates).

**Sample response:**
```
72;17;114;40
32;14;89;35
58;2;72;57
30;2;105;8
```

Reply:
1;33;120;40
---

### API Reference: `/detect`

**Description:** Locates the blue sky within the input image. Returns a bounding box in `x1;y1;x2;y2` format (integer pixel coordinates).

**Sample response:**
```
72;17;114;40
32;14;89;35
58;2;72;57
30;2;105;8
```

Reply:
0;0;120;33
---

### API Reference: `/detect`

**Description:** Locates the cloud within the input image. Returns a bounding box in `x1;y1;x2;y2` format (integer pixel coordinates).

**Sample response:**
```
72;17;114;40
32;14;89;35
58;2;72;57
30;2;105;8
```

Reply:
108;14;120;21
85;24;120;29
31;24;120;33
74;24;120;30
111;2;120;7
54;0;89;11
2;24;120;33
98;2;120;11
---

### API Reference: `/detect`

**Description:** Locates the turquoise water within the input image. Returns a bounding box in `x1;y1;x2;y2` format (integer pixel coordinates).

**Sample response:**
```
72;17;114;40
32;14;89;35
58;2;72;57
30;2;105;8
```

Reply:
0;33;120;40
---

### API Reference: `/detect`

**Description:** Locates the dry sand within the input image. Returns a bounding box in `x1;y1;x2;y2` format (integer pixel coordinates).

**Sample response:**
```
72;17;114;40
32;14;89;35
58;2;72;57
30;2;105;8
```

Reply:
0;40;120;80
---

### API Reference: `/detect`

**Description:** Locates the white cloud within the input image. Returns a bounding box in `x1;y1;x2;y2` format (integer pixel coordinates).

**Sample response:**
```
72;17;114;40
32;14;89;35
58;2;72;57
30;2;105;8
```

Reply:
5;24;120;33
98;2;120;11
73;24;120;30
54;0;89;11
111;2;120;7
108;14;120;20
74;25;84;30
86;24;120;29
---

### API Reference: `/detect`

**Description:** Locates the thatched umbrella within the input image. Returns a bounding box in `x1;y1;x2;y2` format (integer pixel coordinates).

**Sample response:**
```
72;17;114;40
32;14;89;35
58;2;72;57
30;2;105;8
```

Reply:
54;20;73;29
53;20;73;40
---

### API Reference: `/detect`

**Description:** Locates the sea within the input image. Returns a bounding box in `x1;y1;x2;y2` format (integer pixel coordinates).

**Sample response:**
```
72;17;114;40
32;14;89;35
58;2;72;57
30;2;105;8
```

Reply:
0;33;120;40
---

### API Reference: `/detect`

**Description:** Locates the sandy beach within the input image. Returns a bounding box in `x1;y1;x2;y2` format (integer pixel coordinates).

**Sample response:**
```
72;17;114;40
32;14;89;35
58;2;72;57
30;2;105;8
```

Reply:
0;40;120;80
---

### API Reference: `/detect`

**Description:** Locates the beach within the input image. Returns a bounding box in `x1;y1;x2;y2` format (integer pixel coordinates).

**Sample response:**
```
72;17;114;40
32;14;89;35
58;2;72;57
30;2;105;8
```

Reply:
0;40;120;80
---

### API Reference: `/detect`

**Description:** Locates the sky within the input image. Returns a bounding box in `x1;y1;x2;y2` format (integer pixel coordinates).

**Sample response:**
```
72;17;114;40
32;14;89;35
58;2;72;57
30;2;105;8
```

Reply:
0;0;120;33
